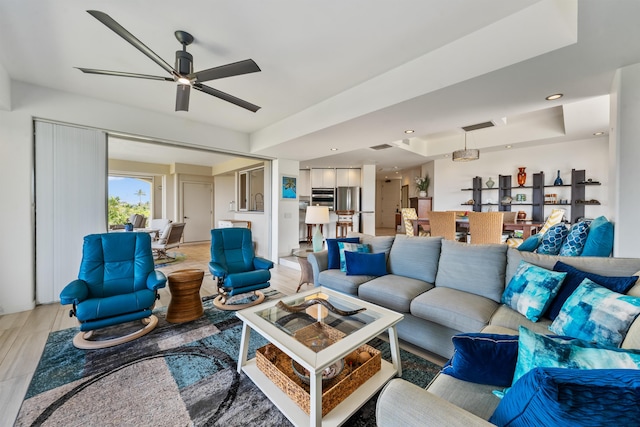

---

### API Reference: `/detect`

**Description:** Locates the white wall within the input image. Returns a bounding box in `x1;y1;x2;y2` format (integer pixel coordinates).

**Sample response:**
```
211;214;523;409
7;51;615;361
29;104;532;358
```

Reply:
433;137;609;222
272;159;300;258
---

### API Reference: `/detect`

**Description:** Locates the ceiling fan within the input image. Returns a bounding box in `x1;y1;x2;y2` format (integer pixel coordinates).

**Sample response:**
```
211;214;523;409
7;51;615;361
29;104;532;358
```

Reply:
76;10;261;112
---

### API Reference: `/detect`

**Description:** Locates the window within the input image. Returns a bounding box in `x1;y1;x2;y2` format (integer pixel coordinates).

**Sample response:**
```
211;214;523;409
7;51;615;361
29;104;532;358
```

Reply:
238;167;264;212
108;175;152;226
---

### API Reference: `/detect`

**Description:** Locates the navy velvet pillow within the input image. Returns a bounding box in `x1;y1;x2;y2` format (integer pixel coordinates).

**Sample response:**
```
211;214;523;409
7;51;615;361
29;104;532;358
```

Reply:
441;333;520;387
344;251;387;276
546;261;638;320
326;237;359;270
490;367;640;427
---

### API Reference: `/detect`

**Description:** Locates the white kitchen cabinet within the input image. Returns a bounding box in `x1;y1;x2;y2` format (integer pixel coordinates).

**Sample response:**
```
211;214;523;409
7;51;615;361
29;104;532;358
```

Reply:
336;168;361;187
310;168;336;188
298;169;311;196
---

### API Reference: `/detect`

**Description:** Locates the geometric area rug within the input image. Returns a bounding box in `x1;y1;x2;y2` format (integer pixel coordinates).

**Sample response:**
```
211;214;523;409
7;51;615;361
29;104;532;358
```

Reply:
15;291;442;427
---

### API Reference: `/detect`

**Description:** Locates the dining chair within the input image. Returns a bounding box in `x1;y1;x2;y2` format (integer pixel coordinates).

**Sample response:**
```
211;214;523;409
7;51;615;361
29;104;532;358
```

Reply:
426;211;457;240
468;212;504;244
335;210;355;238
401;208;429;236
502;211;517;223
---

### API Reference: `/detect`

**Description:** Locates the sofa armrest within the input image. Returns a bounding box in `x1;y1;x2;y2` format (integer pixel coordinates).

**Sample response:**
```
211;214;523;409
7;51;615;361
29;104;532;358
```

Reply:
376;379;494;427
146;270;167;291
307;250;328;286
59;279;89;305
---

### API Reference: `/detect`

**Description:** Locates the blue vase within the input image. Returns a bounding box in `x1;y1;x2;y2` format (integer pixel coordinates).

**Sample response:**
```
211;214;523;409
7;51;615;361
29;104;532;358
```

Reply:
554;170;563;186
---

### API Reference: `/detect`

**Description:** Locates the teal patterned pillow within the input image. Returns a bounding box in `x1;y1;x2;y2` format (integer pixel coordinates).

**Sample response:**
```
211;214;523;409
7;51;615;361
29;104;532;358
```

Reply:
501;261;567;322
558;221;590;256
513;326;640;386
536;223;568;255
336;242;370;272
549;279;640;347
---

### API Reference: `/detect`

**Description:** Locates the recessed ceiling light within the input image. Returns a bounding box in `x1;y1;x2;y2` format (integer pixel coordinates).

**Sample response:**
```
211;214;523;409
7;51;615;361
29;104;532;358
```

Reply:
593;131;605;136
444;154;450;158
330;148;338;151
546;93;563;101
404;129;415;134
505;145;512;149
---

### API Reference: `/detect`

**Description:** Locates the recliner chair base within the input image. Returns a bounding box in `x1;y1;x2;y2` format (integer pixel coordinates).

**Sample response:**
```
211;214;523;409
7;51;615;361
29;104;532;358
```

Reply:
72;315;159;350
213;291;265;311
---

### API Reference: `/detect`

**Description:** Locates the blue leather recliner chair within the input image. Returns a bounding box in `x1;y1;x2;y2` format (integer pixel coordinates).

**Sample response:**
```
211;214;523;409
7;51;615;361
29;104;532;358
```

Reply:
60;232;167;349
209;228;274;310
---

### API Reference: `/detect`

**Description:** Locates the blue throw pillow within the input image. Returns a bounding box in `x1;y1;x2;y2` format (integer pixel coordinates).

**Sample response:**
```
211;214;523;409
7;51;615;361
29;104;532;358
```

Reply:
490;367;640;427
546;261;638;320
336;242;370;272
558;221;590;256
549;279;640;347
581;216;614;257
344;251;387;276
442;333;520;387
513;326;640;387
516;234;542;252
536;223;568;255
326;237;359;269
501;261;567;322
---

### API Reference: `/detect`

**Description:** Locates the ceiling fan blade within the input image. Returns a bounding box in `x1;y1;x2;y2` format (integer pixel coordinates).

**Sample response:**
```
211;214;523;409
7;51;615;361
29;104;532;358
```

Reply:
76;67;174;81
193;83;261;112
176;84;191;111
190;59;261;83
87;10;177;78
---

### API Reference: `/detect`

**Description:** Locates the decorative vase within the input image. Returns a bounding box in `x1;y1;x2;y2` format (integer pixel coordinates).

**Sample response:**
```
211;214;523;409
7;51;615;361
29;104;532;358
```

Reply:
517;211;527;220
419;190;427;197
124;223;133;231
517;167;527;187
554;170;563;186
486;177;495;188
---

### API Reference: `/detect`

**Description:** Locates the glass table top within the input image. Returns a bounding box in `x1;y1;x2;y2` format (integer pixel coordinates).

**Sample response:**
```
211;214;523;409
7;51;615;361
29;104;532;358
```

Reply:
254;291;382;352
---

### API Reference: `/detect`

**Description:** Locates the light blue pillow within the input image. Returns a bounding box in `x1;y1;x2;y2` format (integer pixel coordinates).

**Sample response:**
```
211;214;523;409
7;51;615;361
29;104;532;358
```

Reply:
558;221;590;256
536;223;568;255
501;261;567;322
512;326;640;386
549;278;640;347
336;241;369;272
581;216;614;257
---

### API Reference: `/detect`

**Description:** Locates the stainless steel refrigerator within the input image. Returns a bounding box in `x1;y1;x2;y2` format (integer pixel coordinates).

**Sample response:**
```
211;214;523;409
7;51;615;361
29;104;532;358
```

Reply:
336;186;361;232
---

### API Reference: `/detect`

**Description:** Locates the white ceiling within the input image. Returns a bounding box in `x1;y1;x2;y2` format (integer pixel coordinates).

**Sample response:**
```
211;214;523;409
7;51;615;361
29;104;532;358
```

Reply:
1;0;638;175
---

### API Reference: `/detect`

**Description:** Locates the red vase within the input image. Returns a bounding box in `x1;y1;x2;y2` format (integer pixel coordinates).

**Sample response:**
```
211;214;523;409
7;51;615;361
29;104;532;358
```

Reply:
517;167;527;187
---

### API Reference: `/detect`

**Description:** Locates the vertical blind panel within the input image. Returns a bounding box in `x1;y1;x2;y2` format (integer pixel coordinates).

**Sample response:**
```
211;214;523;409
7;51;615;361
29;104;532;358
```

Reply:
35;121;107;304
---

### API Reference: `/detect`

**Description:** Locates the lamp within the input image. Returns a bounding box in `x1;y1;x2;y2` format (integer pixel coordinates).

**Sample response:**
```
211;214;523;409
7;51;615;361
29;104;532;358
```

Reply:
452;132;480;162
305;205;330;252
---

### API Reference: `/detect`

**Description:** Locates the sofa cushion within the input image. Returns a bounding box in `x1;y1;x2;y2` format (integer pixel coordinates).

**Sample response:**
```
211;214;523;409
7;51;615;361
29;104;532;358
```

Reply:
442;333;520;387
535;223;568;255
344;251;387;276
546;261;638;320
358;274;433;313
501;261;566;322
581;215;614;257
347;232;395;256
558;221;590;256
435;240;508;303
337;241;369;272
427;373;501;421
326;237;360;270
411;287;499;332
387;235;442;282
549;279;640;347
317;269;373;296
513;326;640;386
486;305;552;336
490;367;640;427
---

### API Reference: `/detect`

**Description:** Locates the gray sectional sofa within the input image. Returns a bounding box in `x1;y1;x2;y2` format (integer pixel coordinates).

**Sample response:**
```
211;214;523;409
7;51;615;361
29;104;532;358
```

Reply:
307;232;640;425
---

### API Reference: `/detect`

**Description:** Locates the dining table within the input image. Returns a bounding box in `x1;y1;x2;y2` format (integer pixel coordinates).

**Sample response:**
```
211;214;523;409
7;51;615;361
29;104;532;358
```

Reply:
411;217;543;239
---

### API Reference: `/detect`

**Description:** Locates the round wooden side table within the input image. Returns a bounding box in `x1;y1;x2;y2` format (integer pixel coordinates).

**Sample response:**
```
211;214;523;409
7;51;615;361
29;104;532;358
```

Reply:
166;269;205;323
292;249;314;293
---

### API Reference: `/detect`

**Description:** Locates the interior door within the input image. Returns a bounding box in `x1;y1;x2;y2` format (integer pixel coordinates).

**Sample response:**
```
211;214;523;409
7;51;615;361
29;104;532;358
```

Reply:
379;180;401;228
182;182;213;242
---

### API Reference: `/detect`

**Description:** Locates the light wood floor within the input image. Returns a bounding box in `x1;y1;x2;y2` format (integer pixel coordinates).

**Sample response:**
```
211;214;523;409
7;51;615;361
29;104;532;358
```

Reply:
0;234;443;427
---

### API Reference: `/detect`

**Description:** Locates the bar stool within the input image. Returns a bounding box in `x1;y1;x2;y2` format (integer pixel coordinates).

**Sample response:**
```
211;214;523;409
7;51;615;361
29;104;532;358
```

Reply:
335;210;355;238
306;224;324;244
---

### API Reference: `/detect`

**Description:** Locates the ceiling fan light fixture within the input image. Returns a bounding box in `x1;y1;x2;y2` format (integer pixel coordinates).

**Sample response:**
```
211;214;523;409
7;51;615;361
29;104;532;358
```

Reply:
452;132;480;162
177;77;191;85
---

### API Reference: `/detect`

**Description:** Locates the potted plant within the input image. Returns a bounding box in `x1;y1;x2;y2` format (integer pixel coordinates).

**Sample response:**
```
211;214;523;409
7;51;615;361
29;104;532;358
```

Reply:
415;174;430;197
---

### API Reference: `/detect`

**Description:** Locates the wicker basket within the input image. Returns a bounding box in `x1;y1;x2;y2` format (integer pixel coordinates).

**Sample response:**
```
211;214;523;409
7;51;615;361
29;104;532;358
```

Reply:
255;326;381;417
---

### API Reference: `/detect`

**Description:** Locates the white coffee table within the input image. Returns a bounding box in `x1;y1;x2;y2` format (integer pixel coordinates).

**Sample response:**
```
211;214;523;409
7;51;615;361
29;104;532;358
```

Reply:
236;287;404;427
